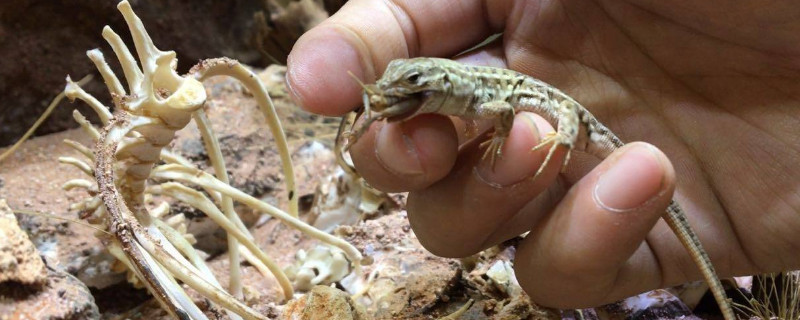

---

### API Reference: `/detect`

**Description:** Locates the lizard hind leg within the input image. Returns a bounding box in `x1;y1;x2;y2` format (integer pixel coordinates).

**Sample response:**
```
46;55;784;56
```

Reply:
529;132;570;181
528;99;581;181
479;132;506;169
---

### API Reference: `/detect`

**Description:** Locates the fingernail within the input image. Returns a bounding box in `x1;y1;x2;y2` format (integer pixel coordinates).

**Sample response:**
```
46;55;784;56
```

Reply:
375;122;424;176
475;113;542;187
594;144;666;212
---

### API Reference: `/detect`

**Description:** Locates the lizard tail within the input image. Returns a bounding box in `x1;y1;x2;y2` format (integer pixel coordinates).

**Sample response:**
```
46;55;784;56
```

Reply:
663;201;736;320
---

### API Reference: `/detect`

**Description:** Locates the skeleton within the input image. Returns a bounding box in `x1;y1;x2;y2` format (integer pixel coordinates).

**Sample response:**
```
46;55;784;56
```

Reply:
54;2;363;319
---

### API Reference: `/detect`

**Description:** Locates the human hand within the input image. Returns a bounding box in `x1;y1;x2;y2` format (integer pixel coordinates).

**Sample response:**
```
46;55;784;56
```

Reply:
286;0;800;308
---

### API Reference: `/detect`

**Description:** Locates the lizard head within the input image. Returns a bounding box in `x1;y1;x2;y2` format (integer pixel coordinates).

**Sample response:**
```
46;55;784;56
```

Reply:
359;57;447;118
343;58;441;150
376;58;447;98
348;58;442;117
348;58;447;117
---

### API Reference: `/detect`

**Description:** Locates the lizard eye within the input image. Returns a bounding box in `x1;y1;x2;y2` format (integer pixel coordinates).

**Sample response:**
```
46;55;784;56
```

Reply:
405;73;420;83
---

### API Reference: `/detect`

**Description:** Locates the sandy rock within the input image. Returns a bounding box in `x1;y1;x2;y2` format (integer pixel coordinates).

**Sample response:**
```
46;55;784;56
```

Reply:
336;213;462;318
0;199;47;285
282;285;368;320
0;268;99;320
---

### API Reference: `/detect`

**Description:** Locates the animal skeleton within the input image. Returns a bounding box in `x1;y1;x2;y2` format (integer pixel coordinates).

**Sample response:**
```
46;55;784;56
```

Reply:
55;2;363;319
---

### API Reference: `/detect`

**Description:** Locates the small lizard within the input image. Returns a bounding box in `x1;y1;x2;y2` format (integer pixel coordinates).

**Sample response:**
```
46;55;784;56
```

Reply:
343;57;734;320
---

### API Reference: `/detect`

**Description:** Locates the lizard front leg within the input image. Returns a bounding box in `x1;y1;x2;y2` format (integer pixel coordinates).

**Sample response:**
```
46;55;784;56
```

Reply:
476;100;515;169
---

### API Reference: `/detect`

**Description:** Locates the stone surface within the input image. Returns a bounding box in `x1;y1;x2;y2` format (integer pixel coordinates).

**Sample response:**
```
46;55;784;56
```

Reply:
0;127;123;289
0;0;335;147
0;199;47;286
0;268;100;320
0;0;254;145
282;285;367;320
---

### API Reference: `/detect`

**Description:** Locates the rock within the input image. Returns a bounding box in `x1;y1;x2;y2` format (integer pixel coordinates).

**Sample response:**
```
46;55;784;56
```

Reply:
282;285;368;320
0;128;125;290
0;199;47;285
336;214;462;318
0;0;336;147
0;200;99;319
0;268;100;320
1;0;258;145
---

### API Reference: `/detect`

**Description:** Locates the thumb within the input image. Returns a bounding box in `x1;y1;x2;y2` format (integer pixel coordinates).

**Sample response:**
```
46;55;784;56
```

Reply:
514;142;676;308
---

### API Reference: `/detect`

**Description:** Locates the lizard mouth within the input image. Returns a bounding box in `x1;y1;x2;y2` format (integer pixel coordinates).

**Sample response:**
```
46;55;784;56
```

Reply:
346;96;422;149
383;96;423;121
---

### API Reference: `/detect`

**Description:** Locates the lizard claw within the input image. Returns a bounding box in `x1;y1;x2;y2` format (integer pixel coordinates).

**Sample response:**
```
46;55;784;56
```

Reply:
530;131;572;181
480;134;506;170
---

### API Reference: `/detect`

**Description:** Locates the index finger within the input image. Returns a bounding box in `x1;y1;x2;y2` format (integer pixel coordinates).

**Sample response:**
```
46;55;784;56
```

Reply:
286;0;511;116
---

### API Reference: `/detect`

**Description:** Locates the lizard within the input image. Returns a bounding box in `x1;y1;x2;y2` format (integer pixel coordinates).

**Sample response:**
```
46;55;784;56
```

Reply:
341;57;735;320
